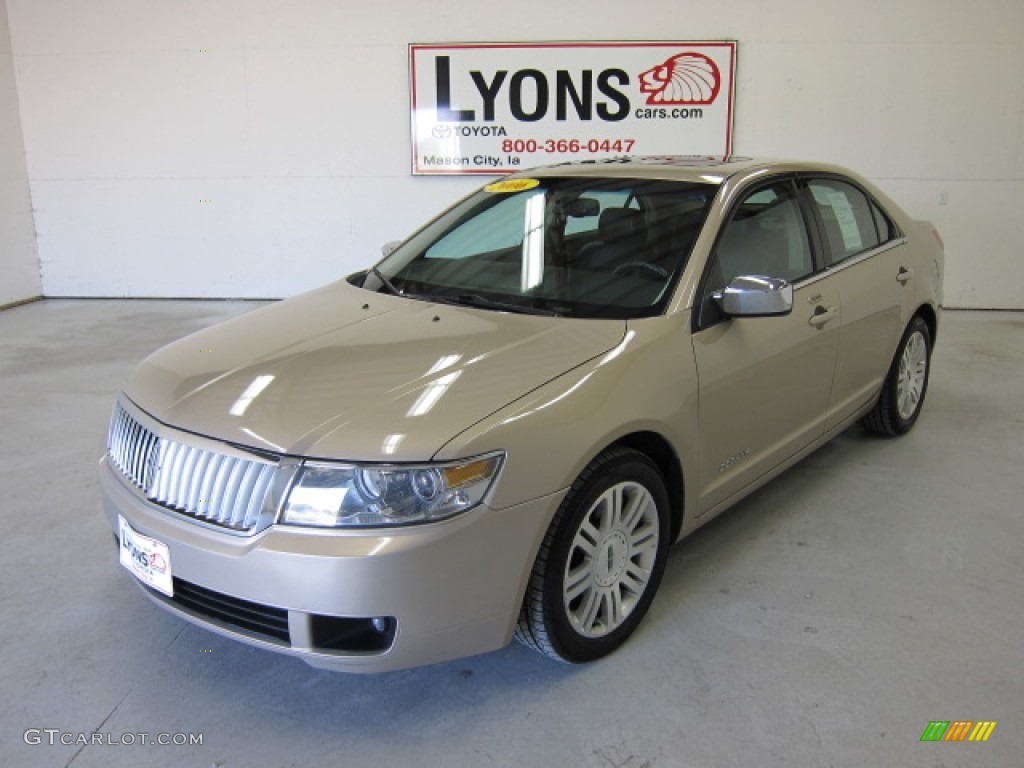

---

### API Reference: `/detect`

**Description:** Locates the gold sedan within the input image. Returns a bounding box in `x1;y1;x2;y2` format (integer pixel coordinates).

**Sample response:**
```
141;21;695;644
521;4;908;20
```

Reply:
101;157;943;671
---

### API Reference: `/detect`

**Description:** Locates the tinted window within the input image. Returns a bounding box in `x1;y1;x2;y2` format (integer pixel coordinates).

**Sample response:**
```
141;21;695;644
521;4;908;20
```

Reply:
563;190;639;236
373;177;717;319
808;179;881;265
707;181;813;294
871;200;897;242
426;194;527;260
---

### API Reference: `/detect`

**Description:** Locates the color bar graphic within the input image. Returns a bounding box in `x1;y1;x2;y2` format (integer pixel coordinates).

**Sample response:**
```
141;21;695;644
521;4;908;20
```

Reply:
968;721;997;742
943;721;973;741
920;720;997;742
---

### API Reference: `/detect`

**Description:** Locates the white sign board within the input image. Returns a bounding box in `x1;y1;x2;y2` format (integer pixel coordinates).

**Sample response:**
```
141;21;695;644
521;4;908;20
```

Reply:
410;41;736;175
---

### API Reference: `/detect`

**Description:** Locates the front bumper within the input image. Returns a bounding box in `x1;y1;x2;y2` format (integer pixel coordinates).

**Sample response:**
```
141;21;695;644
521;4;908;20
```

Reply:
99;456;562;672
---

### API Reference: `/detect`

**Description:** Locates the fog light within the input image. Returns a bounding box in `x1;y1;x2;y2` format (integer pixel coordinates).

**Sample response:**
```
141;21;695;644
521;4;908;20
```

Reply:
310;615;395;652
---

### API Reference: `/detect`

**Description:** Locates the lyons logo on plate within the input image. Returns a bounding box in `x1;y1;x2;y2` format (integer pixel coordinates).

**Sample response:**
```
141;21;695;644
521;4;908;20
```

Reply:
118;516;174;597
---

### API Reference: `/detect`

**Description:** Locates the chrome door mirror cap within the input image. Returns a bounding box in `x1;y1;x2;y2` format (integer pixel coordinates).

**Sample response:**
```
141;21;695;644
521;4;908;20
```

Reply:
713;275;794;317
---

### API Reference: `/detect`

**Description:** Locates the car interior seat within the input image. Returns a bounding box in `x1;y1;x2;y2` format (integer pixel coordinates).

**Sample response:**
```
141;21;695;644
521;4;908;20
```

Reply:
573;208;648;272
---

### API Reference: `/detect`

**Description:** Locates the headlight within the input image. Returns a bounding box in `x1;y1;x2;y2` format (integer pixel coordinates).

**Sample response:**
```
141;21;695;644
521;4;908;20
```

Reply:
280;453;504;528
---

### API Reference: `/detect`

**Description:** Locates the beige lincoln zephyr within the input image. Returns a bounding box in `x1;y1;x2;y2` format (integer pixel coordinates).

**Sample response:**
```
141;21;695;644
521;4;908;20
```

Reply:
100;157;944;672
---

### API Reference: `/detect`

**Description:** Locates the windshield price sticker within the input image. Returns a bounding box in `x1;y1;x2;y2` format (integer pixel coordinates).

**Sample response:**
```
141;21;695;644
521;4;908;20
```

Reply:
410;42;736;175
484;178;540;193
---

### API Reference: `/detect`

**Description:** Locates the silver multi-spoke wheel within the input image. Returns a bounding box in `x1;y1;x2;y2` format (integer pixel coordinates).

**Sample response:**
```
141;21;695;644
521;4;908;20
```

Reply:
897;330;928;420
862;315;932;436
515;447;670;663
563;481;660;638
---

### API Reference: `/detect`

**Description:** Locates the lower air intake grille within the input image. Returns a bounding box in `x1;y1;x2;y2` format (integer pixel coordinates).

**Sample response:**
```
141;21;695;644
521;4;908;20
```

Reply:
163;578;291;644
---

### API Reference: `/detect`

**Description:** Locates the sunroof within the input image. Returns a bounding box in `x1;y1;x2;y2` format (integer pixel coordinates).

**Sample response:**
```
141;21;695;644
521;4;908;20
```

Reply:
623;156;750;167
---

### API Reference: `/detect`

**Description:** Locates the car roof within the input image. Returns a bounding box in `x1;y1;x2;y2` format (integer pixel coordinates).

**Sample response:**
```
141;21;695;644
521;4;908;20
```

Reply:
524;156;828;184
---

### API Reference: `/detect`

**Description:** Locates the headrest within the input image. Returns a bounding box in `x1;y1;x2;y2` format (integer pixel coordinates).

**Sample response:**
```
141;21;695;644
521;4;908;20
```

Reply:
598;208;643;240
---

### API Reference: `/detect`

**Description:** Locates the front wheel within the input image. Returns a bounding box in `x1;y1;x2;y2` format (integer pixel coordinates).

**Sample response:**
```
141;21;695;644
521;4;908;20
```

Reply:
862;315;932;436
515;447;671;663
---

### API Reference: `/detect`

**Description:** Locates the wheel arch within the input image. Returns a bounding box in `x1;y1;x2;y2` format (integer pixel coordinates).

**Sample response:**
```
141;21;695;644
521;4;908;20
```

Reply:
914;302;939;344
609;430;685;542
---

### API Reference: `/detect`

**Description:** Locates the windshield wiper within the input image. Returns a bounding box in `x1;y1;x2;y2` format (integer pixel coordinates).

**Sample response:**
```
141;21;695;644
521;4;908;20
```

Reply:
369;282;562;317
446;294;562;317
369;266;402;296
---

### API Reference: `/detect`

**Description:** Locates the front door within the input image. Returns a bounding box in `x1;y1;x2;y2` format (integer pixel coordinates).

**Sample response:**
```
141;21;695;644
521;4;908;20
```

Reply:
692;178;840;515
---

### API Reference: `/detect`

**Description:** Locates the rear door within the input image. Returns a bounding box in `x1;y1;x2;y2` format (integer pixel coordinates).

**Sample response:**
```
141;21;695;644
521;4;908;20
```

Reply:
692;177;841;515
801;176;909;430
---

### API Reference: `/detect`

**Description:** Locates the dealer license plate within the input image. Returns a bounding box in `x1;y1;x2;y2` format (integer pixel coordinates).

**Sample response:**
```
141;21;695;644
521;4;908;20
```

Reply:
119;516;173;597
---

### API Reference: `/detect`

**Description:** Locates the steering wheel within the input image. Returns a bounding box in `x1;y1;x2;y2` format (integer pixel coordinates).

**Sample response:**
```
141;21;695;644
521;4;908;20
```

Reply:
613;261;669;279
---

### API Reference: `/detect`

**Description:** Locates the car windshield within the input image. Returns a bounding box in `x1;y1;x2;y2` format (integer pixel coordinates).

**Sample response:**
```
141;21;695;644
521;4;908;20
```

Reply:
366;176;718;319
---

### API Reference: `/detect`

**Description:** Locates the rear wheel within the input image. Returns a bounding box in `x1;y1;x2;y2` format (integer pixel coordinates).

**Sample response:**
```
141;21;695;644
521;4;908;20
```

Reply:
862;315;932;436
515;447;671;662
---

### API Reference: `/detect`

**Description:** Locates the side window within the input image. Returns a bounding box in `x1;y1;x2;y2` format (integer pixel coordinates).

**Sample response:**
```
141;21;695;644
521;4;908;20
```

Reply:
807;179;881;265
707;181;813;295
871;200;897;242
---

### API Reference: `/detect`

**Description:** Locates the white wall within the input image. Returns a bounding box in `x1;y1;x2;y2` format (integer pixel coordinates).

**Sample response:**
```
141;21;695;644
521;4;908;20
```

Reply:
7;0;1023;306
0;0;40;306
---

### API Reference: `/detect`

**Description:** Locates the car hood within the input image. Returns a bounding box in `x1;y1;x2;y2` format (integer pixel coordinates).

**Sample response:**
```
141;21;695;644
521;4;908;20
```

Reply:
124;280;625;461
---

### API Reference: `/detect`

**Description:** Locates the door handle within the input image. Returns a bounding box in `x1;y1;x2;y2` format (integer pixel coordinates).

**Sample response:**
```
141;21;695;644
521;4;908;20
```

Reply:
897;266;914;284
808;305;838;328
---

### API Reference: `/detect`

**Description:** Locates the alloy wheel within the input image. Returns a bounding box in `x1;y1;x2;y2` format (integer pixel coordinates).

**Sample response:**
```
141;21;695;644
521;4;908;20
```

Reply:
562;481;660;638
897;330;928;420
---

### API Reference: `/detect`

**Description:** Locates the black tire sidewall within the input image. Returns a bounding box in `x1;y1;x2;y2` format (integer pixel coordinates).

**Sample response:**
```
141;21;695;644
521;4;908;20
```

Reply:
541;452;671;662
887;316;932;434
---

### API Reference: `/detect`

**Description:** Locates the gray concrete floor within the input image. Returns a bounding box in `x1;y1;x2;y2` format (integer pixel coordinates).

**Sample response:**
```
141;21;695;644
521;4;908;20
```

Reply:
1;300;1021;768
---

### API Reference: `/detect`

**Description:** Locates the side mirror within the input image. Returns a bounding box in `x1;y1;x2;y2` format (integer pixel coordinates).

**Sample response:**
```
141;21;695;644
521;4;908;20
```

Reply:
712;275;793;317
381;240;402;257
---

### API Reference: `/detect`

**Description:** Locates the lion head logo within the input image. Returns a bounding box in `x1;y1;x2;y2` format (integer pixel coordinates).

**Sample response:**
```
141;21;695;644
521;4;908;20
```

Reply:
639;52;721;105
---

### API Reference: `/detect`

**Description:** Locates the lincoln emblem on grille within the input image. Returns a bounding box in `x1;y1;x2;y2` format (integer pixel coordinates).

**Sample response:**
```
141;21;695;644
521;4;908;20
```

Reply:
143;440;162;491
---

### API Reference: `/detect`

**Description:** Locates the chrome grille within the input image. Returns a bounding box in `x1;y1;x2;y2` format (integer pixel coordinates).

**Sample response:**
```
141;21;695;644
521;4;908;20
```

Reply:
107;402;278;533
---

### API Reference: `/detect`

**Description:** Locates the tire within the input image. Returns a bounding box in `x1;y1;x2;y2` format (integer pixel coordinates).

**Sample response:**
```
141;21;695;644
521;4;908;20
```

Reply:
861;315;932;436
515;446;671;663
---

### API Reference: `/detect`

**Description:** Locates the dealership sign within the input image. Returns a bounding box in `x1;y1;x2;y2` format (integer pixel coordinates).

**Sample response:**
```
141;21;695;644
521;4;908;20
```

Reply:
410;42;736;175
